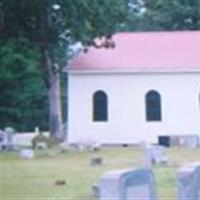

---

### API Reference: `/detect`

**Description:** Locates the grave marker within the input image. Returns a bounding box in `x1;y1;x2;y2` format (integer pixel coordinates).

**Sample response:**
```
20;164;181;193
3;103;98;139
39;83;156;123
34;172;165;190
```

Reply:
2;127;15;150
178;162;200;200
141;143;168;167
90;155;102;166
99;168;157;200
19;149;35;159
0;130;5;150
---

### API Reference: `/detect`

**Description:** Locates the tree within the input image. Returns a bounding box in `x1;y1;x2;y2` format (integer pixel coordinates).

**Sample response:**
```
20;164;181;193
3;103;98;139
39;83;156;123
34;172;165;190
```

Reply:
0;0;129;140
127;0;200;31
0;39;49;131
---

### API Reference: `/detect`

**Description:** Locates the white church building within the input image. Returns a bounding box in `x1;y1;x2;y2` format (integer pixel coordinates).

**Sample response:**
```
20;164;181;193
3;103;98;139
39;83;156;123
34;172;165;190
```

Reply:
67;31;200;145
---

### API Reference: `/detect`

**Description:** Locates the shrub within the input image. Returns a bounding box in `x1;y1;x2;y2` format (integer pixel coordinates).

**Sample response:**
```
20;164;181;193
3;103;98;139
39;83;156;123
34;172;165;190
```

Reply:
31;134;58;148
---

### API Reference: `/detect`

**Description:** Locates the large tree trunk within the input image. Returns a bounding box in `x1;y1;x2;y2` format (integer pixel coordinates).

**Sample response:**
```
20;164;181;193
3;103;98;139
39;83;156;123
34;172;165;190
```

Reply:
41;47;63;141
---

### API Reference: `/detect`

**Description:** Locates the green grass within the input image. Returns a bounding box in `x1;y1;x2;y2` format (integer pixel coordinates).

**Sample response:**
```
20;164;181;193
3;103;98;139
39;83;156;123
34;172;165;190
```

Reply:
0;147;200;200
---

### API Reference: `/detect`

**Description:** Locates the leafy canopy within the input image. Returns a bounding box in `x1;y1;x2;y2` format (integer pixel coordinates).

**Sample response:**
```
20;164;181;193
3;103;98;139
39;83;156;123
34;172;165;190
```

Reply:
2;0;128;47
127;0;200;31
0;0;129;131
0;40;48;131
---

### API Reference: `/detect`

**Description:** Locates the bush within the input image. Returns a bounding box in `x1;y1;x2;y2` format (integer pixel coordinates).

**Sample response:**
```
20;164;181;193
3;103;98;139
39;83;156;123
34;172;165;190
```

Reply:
31;134;58;148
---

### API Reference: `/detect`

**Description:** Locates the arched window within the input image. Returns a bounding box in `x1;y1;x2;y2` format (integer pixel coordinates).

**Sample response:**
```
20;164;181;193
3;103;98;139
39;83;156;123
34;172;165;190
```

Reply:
146;90;162;121
93;90;108;121
199;93;200;115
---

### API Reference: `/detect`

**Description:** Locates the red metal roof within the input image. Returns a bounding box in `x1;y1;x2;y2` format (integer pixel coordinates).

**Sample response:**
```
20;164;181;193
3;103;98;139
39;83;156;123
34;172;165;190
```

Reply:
69;31;200;71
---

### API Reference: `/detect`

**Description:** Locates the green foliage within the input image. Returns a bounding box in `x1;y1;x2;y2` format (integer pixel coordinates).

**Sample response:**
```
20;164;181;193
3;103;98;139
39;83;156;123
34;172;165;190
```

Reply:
1;0;129;62
127;0;200;31
0;0;129;135
31;133;58;148
0;1;3;30
2;0;129;51
0;40;48;131
60;0;128;44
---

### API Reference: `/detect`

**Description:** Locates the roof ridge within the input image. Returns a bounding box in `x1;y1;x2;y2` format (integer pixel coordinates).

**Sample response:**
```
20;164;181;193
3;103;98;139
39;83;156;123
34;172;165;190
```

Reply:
116;30;200;35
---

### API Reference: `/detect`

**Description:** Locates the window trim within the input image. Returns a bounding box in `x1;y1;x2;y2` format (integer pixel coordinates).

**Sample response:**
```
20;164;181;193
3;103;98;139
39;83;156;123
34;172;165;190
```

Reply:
145;90;162;122
93;90;108;122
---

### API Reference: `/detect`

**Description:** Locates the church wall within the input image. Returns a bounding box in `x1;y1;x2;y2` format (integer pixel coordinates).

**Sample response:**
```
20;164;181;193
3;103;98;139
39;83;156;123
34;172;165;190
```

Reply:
68;72;200;144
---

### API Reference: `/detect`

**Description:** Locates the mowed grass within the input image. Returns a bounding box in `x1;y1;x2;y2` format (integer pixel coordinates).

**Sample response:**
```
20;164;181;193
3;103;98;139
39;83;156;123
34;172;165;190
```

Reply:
0;147;200;200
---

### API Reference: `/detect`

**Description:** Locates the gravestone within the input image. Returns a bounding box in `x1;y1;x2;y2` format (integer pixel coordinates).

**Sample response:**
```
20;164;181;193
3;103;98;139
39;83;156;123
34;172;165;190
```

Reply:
76;138;98;152
19;149;35;159
178;135;199;148
141;143;168;167
162;135;199;148
99;168;157;200
59;142;70;153
0;130;5;150
92;182;100;199
0;127;15;150
178;162;200;200
90;155;102;166
35;142;47;150
158;136;170;147
35;126;40;135
90;143;101;152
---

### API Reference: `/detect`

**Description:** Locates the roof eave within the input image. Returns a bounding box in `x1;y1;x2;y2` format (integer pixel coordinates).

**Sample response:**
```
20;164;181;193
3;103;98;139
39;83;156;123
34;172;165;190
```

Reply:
67;67;200;75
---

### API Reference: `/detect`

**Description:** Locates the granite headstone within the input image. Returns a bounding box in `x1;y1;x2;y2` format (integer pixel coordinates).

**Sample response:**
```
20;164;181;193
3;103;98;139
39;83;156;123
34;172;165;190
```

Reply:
178;162;200;200
19;149;35;159
0;130;5;150
99;168;157;200
142;143;168;167
3;127;14;150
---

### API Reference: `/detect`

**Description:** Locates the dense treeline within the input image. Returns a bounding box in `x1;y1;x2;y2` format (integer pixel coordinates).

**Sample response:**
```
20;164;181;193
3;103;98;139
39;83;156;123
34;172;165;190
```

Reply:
127;0;200;31
0;40;49;131
0;0;128;135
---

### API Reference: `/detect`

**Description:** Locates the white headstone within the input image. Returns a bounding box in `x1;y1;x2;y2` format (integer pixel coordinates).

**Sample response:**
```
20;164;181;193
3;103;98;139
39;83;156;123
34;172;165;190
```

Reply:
142;144;168;167
185;135;199;148
4;127;14;150
0;130;5;150
178;162;200;200
59;142;70;152
76;138;98;151
126;183;151;200
35;127;40;135
99;168;157;200
176;135;199;148
19;149;35;159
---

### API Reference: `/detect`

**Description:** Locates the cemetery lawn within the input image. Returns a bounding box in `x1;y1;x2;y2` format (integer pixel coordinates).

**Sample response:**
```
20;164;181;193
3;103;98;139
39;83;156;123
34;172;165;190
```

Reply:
0;147;200;200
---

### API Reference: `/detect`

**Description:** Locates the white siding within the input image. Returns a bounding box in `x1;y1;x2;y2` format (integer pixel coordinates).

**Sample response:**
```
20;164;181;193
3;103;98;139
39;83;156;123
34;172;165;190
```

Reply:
68;72;200;144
